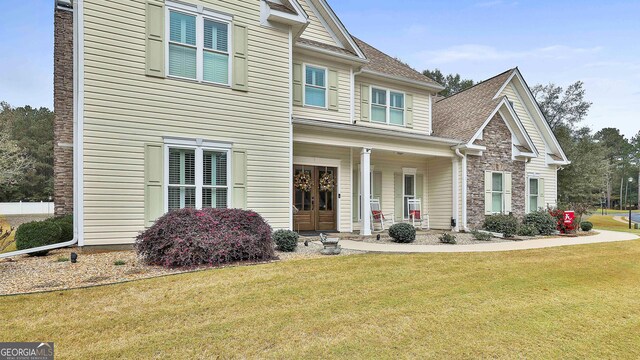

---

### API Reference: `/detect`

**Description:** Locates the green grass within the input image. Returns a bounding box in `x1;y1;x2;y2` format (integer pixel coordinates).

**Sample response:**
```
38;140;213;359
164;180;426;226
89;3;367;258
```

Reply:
113;260;126;266
3;242;640;359
586;214;640;235
56;256;70;263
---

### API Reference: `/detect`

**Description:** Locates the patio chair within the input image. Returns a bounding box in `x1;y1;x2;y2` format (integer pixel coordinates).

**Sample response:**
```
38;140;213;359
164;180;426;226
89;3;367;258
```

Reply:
370;198;394;232
408;199;429;230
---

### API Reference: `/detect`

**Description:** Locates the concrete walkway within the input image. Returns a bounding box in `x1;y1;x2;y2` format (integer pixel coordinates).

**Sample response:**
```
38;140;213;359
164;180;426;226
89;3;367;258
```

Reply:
339;230;639;253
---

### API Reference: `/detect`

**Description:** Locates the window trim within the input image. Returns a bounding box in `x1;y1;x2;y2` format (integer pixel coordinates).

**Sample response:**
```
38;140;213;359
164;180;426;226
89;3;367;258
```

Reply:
163;139;232;212
490;171;505;214
402;168;417;220
303;63;329;109
527;176;540;213
370;86;406;127
165;3;233;86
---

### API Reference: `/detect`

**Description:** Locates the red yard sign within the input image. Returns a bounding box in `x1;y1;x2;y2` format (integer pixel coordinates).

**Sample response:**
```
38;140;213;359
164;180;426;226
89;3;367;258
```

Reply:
563;211;575;225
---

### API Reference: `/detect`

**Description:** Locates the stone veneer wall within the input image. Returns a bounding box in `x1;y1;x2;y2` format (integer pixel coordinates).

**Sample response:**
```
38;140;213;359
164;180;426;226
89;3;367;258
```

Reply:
53;5;74;216
467;113;525;229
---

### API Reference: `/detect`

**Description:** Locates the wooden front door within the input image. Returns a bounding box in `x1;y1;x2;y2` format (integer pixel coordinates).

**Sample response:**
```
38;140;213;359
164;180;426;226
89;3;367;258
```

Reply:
293;165;338;232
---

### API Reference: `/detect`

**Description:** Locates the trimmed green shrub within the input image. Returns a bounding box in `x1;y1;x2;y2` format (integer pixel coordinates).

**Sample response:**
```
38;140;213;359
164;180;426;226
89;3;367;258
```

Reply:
48;215;74;243
15;220;63;256
523;210;556;236
388;223;416;243
273;229;299;252
471;230;492;241
439;233;456;244
517;224;538;237
580;221;593;232
484;214;518;238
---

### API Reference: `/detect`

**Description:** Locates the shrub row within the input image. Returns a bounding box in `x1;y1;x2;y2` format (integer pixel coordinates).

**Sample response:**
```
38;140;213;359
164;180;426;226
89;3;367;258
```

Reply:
15;215;73;256
484;210;558;238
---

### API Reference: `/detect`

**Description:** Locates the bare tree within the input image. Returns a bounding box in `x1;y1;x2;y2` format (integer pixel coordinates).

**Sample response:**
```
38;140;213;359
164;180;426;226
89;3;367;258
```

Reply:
0;132;34;188
531;81;592;132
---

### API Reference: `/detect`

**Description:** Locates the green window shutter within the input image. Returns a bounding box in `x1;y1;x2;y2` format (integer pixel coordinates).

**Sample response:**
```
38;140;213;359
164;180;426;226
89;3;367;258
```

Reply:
484;171;492;215
538;178;545;209
406;94;414;128
504;172;512;213
416;174;424;204
361;84;370;121
352;169;359;222
146;0;165;78
328;70;339;111
394;173;402;222
145;143;164;226
232;149;247;209
293;63;303;107
232;24;248;91
373;171;382;203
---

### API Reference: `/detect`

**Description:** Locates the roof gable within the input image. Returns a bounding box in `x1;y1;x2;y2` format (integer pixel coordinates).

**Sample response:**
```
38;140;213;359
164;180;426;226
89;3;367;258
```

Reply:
297;0;341;47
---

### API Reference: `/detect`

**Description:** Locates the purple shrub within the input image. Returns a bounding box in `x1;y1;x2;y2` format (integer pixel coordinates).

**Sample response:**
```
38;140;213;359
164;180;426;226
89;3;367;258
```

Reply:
135;208;275;268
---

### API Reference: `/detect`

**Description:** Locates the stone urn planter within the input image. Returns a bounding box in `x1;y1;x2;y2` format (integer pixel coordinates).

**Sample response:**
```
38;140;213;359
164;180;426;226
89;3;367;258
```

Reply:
319;233;341;255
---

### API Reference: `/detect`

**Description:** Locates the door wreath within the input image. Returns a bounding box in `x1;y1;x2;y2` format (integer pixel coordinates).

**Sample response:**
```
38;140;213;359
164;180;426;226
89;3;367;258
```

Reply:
319;171;335;192
294;172;313;192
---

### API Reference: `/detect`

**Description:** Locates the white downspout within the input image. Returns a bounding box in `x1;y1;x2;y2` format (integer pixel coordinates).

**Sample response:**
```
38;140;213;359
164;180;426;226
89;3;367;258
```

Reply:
455;148;468;231
1;0;83;258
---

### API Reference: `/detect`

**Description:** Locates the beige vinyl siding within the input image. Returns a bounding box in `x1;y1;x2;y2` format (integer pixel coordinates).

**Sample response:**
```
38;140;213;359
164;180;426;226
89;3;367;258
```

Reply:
82;0;292;245
293;143;351;232
293;54;351;123
298;0;340;47
500;83;558;208
427;157;453;229
355;77;432;134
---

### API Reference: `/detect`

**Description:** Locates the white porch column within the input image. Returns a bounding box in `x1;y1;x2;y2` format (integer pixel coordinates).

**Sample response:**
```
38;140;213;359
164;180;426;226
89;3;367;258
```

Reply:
461;154;468;231
452;157;460;232
361;148;372;235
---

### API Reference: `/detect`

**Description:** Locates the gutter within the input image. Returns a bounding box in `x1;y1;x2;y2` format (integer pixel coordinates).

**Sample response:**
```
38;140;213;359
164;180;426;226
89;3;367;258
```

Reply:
360;69;445;92
294;42;369;64
1;0;83;258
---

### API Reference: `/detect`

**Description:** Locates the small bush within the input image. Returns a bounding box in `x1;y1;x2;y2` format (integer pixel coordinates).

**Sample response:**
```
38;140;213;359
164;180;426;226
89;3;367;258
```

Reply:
580;221;593;232
114;260;126;266
517;224;538;237
388;223;416;243
471;230;492;241
15;220;63;256
484;214;518;238
439;233;456;244
273;229;299;252
56;256;69;262
49;215;74;243
523;210;556;236
135;208;275;268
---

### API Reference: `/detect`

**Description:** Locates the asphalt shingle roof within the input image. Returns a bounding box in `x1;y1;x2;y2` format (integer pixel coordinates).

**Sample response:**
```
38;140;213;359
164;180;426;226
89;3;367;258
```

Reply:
432;68;516;142
353;37;442;88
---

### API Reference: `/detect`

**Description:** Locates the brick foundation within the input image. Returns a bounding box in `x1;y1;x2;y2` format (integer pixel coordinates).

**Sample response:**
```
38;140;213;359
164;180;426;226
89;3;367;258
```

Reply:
467;113;525;229
53;5;74;216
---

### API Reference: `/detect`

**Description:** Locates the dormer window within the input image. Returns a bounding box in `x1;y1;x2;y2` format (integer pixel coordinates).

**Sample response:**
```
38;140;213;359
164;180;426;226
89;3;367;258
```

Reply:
371;87;405;126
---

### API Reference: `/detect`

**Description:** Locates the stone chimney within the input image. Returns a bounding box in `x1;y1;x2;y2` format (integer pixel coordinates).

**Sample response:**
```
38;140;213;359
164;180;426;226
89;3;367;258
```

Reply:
53;0;74;216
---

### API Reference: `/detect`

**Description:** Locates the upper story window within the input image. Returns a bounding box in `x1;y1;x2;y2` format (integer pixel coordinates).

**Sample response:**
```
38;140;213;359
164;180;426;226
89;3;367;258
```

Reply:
304;65;327;108
167;6;231;86
371;87;405;126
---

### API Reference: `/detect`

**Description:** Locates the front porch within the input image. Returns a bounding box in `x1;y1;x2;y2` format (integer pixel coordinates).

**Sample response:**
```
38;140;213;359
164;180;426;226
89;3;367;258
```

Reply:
292;120;465;235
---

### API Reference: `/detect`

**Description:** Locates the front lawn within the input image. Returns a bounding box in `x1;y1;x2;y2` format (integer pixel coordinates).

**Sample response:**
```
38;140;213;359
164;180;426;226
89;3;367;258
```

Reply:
2;241;640;359
586;214;640;235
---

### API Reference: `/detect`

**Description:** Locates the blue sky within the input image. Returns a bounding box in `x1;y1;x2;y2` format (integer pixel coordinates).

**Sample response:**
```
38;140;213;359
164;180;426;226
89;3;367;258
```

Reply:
1;0;638;137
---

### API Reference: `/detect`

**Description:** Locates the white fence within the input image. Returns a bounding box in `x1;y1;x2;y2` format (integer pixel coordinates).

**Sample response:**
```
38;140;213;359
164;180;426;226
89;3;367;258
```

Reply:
0;201;54;215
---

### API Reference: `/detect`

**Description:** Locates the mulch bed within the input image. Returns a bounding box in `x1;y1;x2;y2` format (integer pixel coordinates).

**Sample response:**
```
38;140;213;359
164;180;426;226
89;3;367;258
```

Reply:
0;242;364;296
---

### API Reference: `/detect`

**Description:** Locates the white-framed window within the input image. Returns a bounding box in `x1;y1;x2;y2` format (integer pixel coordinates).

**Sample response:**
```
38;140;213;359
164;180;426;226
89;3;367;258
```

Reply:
529;178;539;213
304;64;327;108
165;139;231;211
371;87;405;126
166;3;231;86
403;172;416;219
491;172;504;214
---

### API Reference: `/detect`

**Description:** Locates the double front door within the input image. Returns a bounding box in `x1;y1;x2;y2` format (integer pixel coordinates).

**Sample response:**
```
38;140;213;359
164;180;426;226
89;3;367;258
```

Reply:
293;165;337;232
